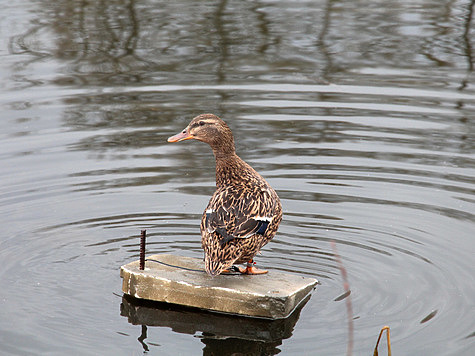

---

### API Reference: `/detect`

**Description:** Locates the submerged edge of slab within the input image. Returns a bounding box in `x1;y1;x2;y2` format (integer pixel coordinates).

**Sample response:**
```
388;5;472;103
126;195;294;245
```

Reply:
120;254;318;319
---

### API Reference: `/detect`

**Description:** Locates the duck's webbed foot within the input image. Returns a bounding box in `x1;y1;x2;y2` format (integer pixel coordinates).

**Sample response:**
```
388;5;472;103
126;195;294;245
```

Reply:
237;260;268;275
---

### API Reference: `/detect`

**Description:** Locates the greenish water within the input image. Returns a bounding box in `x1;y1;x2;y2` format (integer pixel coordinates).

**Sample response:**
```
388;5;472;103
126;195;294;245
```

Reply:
0;1;474;355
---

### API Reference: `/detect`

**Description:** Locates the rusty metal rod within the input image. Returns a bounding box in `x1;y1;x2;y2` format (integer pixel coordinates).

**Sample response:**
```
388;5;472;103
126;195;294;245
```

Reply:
140;230;146;270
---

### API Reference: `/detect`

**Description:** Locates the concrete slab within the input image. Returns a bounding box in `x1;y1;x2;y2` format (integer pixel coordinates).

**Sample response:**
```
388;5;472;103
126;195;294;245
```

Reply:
120;254;318;319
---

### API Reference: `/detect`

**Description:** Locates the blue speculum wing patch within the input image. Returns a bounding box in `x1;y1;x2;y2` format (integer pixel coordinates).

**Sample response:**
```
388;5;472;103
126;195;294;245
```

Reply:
256;220;270;235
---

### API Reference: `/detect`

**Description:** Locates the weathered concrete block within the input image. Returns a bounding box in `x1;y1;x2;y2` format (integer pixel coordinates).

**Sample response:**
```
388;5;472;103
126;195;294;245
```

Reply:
120;254;318;319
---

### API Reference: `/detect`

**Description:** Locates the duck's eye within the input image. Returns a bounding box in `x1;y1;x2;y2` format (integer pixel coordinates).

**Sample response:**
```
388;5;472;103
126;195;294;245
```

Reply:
199;121;205;126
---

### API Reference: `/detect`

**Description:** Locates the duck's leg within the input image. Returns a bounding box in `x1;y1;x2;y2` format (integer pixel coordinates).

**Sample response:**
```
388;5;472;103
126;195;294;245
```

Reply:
237;260;268;275
220;266;241;274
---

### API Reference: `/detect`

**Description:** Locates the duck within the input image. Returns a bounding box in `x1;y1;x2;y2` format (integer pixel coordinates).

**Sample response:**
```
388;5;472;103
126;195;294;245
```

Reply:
167;114;282;276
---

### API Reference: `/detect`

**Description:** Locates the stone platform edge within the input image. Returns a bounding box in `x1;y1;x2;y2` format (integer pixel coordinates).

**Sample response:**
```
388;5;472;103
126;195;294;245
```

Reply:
120;254;318;319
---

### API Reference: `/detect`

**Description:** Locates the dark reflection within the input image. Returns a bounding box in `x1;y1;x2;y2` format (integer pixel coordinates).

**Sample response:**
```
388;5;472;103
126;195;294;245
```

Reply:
462;1;475;72
120;294;309;355
12;0;473;87
137;324;149;352
419;310;438;324
7;0;473;163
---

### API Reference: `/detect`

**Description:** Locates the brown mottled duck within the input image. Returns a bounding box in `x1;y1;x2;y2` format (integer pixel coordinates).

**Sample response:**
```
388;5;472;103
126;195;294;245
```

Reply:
167;114;282;276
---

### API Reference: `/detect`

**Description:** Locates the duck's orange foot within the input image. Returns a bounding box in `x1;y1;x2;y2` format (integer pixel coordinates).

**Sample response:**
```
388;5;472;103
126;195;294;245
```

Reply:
237;261;268;275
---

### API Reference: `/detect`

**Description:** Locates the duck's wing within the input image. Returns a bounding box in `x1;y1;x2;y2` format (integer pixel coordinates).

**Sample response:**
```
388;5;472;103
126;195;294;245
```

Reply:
203;186;275;246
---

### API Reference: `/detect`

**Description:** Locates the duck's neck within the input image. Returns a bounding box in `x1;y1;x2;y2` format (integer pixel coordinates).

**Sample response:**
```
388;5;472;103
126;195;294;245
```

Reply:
214;152;247;188
209;133;236;159
209;131;253;188
212;146;235;160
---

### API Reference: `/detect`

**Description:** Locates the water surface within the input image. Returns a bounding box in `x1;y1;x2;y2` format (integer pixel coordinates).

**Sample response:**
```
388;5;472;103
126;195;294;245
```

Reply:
0;1;474;355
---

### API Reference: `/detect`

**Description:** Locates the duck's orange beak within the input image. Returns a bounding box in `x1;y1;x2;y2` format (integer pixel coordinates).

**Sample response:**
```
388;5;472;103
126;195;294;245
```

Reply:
167;129;193;142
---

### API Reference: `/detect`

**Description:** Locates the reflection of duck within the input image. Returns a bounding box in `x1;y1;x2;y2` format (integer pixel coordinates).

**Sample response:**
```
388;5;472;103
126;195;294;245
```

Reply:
120;294;309;355
168;114;282;276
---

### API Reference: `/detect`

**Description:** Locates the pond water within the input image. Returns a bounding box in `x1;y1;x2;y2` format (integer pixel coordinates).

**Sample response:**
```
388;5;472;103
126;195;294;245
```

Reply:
0;0;474;355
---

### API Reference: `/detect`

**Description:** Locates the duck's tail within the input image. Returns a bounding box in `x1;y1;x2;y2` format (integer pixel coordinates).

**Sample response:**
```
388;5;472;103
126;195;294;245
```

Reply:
203;232;241;276
204;257;227;276
205;255;232;277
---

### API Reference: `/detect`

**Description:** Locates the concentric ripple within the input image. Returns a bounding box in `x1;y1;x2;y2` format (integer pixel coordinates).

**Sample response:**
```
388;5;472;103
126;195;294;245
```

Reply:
1;0;474;355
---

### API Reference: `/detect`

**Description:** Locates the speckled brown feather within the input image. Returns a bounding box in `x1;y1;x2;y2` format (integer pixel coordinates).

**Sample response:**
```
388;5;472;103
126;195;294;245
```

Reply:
201;155;282;275
169;114;282;276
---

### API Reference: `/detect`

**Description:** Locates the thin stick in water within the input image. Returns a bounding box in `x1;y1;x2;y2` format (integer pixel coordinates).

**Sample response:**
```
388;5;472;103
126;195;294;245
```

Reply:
331;241;354;356
373;326;391;356
140;230;146;270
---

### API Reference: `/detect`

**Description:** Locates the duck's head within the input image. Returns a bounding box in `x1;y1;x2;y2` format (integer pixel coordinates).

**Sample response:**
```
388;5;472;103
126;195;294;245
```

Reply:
167;114;235;156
